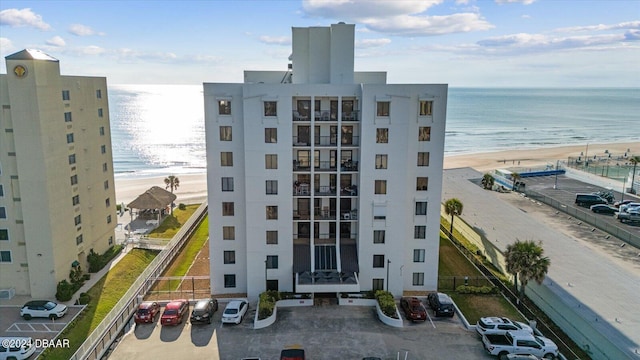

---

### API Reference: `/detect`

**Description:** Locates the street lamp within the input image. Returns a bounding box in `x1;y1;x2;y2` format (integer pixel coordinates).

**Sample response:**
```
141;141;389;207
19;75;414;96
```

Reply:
264;258;268;292
386;259;391;292
554;160;560;189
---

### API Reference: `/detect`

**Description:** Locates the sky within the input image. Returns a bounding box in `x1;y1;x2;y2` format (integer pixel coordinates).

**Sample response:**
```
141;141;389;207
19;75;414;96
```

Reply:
1;0;639;87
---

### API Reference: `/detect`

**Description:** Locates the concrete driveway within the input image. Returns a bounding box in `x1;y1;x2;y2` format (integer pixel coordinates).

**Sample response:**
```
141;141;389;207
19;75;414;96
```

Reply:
109;303;493;360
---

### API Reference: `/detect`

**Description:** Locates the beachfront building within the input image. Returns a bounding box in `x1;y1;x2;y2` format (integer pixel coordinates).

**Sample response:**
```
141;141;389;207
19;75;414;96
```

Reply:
204;23;447;300
0;49;117;299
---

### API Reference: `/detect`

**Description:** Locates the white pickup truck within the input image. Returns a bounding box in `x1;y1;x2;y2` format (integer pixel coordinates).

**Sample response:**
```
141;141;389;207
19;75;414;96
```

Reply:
482;330;559;359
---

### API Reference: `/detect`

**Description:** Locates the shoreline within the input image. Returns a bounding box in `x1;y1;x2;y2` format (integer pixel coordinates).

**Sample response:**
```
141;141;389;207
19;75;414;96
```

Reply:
114;141;638;206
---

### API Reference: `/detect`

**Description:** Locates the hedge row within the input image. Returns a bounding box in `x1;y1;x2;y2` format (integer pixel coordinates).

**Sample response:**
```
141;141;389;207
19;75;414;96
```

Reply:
456;285;498;294
374;290;398;319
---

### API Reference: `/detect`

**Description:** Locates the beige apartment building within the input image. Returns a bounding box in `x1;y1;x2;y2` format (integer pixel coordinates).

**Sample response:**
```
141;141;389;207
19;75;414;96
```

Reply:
0;49;116;299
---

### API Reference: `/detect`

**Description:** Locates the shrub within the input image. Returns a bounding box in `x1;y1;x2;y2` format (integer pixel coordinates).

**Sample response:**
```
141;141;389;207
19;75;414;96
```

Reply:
178;203;187;210
456;285;497;294
87;246;123;273
374;290;398;319
78;292;91;305
257;290;280;320
56;280;73;302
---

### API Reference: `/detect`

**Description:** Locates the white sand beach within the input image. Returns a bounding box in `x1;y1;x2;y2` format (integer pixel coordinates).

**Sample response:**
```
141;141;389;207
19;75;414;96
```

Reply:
114;142;638;205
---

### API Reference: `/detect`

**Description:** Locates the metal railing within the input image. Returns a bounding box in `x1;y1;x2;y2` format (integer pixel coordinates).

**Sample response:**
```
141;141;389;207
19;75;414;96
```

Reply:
69;202;208;360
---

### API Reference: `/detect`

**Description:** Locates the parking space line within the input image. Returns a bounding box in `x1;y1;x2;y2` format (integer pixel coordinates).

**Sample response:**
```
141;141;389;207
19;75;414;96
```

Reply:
5;322;67;333
426;311;436;329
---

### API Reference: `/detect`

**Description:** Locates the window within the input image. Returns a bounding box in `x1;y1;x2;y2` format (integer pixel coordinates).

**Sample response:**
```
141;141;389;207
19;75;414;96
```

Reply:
266;231;278;244
103;163;108;172
266;180;278;195
99;126;105;136
418;152;429;166
96;89;102;99
265;128;277;143
419;100;433;116
222;202;234;216
223;226;235;240
374;180;387;195
415;201;427;215
0;207;5;219
74;215;82;226
376;128;388;143
265;154;278;169
376;101;390;116
64;112;72;122
219;126;232;141
373;230;385;244
76;234;83;245
0;229;8;241
419;127;431;141
221;152;233;166
373;255;385;268
224;274;236;288
107;215;112;224
70;175;78;186
105;198;111;207
108;236;113;245
68;154;76;165
104;180;109;190
414;249;425;262
266;206;278;220
0;251;12;263
72;195;80;206
264;101;277;116
413;272;425;286
101;145;106;154
222;177;234;192
218;100;231;115
375;154;388;169
62;90;70;101
372;278;384;291
66;133;74;144
414;226;426;239
266;255;278;269
373;204;386;220
417;177;428;191
98;108;103;117
224;251;236;264
0;184;3;197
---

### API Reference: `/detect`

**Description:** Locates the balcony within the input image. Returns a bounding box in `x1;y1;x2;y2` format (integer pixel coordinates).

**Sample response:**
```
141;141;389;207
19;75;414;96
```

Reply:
293;136;311;146
340;136;360;146
314;208;337;220
293;160;311;171
340;185;358;197
293;210;311;220
342;110;360;121
315;186;337;196
314;110;333;121
340;209;358;220
293;182;311;196
315;136;338;147
292;111;310;122
340;160;359;172
315;161;337;172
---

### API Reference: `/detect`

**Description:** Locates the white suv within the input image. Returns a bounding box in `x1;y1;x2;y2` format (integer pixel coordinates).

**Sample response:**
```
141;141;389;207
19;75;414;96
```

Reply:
476;316;533;336
0;337;36;360
20;300;68;320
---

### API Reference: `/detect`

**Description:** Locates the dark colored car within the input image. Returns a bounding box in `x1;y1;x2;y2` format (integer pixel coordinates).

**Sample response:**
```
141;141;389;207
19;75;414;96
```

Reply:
190;298;218;324
427;292;455;317
590;204;618;214
400;297;427;322
161;299;189;326
134;301;160;324
280;349;305;360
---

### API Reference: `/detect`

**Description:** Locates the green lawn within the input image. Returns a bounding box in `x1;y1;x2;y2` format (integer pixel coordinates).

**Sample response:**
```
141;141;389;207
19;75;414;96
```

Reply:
42;249;158;360
148;204;200;239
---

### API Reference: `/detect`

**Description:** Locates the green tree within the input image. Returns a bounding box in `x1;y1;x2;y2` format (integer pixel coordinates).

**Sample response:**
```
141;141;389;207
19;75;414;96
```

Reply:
505;240;551;300
164;175;180;214
629;155;640;194
510;172;521;191
481;173;495;190
444;198;463;241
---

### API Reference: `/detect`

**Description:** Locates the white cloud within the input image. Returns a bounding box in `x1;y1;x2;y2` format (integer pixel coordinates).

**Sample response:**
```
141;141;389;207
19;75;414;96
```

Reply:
356;38;391;48
495;0;536;4
521;14;531;19
46;36;66;47
0;37;14;56
301;0;492;36
259;35;291;45
68;23;103;36
77;45;106;56
555;21;640;33
0;8;51;30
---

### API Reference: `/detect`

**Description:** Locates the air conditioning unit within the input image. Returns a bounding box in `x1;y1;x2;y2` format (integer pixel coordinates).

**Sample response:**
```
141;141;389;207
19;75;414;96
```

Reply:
0;288;15;300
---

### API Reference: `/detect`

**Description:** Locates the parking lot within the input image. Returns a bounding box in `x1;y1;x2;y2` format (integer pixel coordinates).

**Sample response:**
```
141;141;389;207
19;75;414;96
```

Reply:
0;304;83;355
109;302;494;360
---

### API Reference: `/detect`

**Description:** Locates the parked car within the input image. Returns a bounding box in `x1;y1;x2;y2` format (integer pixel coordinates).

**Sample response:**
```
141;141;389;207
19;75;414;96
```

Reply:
0;337;37;360
613;199;634;208
161;299;189;326
574;193;607;207
482;330;558;359
134;301;160;324
280;348;305;360
476;317;533;337
221;299;248;324
616;210;640;223
20;300;67;320
506;354;541;360
426;292;455;317
190;298;218;324
589;204;618;214
619;203;640;213
400;297;427;322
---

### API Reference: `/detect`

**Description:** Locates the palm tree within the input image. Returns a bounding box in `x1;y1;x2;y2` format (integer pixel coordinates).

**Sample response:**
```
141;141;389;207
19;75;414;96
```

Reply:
505;240;551;301
481;173;495;190
444;198;463;241
164;175;180;214
510;172;521;191
629;155;640;194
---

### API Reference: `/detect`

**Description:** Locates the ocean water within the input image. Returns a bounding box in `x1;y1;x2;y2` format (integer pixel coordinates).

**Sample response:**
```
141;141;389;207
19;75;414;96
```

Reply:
108;85;640;178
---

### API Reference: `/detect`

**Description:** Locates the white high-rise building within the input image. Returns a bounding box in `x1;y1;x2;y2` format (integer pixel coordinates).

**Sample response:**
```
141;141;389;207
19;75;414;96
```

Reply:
0;50;117;299
204;24;447;300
